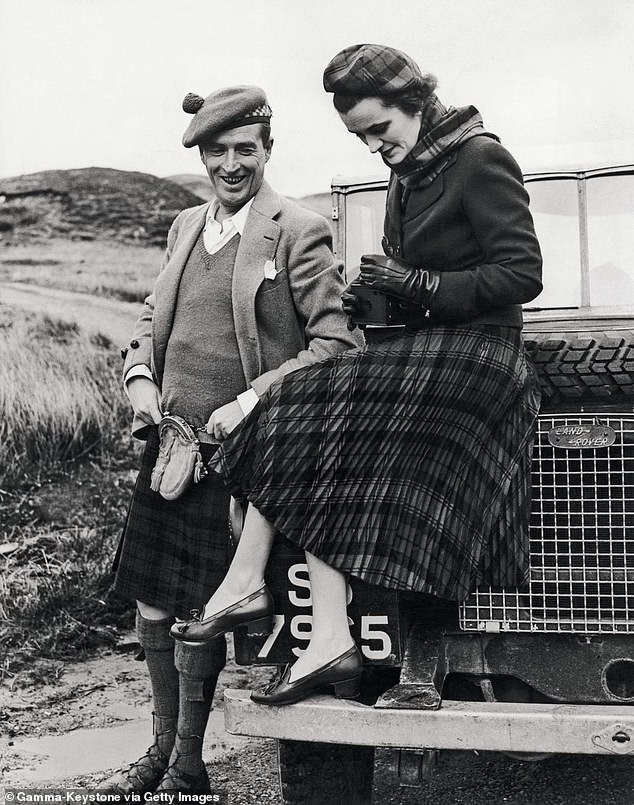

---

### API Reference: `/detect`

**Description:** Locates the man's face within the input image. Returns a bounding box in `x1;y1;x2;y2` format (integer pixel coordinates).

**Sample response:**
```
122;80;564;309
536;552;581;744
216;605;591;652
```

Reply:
200;124;272;217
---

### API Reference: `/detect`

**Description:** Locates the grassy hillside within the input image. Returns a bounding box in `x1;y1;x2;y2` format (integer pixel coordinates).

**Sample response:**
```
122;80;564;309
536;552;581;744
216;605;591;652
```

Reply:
0;306;139;684
0;167;333;248
166;173;214;200
0;167;205;246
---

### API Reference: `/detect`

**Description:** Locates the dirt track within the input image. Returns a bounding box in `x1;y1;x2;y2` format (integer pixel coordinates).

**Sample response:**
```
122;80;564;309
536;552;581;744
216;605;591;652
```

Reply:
0;281;139;346
0;639;279;801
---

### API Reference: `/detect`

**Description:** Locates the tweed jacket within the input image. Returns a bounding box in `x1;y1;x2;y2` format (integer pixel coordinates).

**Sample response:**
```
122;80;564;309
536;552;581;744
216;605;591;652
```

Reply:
384;135;543;327
123;180;362;437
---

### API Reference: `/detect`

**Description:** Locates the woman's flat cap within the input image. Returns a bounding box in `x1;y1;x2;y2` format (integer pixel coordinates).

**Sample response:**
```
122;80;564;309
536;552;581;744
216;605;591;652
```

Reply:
323;43;424;96
182;85;272;148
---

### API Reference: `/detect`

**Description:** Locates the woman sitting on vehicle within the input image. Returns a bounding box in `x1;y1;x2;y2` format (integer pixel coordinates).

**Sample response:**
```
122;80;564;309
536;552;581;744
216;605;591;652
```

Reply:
171;43;543;706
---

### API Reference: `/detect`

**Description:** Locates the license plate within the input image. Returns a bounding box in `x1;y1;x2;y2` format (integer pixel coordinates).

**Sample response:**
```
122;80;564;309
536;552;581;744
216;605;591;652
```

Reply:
233;537;402;666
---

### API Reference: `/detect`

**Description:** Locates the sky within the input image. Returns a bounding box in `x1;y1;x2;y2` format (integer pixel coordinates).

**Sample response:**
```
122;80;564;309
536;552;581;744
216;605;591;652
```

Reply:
1;0;633;197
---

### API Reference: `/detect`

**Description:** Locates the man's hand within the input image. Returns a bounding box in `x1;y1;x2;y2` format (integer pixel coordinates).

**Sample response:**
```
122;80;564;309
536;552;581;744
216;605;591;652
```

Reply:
206;400;245;441
359;254;440;309
127;376;162;425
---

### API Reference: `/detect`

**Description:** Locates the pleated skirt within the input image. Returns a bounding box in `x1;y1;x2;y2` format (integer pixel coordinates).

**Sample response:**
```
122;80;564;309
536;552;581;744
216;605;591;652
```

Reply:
209;325;540;601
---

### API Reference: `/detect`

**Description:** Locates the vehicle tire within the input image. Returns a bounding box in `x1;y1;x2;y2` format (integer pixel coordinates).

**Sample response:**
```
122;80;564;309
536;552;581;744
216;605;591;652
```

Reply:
277;739;375;805
523;328;634;407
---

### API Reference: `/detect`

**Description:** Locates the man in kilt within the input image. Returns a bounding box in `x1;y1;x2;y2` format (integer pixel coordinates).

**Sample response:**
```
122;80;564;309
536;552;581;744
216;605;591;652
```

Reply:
99;85;362;795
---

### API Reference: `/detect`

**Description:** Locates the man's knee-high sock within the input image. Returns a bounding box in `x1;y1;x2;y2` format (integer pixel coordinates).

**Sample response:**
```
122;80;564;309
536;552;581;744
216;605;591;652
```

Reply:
137;610;179;760
169;637;227;776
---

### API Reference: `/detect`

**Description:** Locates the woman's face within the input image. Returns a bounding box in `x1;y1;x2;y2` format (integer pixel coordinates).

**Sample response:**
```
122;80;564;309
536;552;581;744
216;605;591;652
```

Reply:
338;96;422;165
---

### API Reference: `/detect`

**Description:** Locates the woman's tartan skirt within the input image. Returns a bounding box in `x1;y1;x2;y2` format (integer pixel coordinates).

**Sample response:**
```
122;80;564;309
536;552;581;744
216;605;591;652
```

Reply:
209;325;541;602
112;428;231;618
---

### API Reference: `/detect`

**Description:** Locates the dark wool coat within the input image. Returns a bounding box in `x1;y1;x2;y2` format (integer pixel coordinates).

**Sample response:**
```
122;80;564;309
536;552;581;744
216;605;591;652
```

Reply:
384;135;543;327
122;180;362;437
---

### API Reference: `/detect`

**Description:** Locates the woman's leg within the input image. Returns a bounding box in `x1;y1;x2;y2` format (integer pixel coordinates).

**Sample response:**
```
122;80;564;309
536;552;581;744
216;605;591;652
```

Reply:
288;551;356;681
249;551;361;704
195;509;356;683
200;504;276;618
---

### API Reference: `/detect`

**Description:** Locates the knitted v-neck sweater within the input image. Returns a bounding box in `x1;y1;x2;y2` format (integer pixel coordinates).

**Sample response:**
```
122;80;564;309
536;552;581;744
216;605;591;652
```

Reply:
161;231;246;428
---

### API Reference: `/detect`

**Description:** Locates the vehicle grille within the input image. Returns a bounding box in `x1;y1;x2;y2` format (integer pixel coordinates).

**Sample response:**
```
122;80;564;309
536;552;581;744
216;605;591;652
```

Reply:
460;414;634;633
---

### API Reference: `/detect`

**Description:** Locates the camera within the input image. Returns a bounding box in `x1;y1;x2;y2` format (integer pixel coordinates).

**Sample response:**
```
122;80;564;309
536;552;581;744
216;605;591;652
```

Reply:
347;280;404;326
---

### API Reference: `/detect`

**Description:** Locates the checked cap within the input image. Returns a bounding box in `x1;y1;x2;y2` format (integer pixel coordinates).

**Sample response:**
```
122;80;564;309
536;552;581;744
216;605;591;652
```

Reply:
323;43;425;96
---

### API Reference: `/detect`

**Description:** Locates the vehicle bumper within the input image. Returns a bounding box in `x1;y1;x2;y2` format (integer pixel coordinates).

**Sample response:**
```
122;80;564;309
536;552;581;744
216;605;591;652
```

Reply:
224;689;634;755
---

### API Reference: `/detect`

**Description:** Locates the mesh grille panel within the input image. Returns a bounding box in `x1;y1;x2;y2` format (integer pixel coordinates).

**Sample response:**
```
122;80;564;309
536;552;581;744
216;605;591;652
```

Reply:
460;415;634;633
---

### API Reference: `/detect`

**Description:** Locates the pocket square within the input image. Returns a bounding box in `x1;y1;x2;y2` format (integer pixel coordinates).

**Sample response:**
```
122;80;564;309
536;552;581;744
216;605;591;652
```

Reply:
263;259;277;280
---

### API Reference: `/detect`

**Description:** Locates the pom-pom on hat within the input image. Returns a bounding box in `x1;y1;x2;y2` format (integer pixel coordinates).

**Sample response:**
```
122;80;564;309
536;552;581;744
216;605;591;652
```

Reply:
323;44;424;96
182;85;272;148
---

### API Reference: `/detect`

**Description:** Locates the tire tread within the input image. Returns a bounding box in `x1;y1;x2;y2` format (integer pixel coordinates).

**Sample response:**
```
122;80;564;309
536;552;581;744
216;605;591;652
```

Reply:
524;328;634;406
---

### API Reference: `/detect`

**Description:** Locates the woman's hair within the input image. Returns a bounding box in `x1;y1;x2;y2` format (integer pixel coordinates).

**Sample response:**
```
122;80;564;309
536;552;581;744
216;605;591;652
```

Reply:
332;74;438;117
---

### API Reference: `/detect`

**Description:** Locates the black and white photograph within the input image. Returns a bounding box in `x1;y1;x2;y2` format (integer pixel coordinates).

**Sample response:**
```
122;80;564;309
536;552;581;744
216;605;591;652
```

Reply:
2;1;634;802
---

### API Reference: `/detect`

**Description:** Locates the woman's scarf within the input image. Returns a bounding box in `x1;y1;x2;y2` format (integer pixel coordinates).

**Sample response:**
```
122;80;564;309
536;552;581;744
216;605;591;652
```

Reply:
390;93;499;189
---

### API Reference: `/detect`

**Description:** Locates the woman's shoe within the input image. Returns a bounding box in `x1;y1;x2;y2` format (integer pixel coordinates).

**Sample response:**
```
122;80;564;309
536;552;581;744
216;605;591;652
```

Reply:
251;645;363;706
170;586;274;643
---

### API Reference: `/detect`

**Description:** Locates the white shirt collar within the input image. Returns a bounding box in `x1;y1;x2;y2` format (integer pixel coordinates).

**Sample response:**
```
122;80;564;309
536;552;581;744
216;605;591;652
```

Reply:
205;197;254;236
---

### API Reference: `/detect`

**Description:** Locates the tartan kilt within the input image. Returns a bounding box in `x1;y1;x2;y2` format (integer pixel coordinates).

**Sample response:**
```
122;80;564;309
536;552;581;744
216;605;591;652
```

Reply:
112;428;231;619
209;325;540;602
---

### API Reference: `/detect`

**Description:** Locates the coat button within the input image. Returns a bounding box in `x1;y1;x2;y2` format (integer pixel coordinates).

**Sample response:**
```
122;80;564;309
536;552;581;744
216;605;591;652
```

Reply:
120;347;129;359
130;339;139;349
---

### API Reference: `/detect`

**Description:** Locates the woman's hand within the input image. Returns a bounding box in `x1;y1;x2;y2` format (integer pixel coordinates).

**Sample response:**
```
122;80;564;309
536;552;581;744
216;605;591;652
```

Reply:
341;285;367;331
359;254;440;309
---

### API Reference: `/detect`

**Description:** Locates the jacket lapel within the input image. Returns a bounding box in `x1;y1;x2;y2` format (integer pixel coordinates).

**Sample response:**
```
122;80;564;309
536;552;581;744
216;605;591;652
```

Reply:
232;181;281;382
401;171;445;222
384;174;403;256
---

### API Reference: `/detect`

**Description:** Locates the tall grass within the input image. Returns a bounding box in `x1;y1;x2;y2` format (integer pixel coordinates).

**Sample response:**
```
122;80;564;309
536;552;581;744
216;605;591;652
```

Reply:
0;310;130;487
0;307;139;683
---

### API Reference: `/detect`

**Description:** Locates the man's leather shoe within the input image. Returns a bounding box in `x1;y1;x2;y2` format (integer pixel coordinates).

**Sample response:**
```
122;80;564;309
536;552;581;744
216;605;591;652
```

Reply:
154;763;213;794
251;645;363;705
96;744;168;794
170;585;274;643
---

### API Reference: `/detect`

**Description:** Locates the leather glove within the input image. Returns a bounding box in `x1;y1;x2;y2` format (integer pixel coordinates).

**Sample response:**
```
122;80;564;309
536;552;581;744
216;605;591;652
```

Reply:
359;254;440;310
341;285;368;331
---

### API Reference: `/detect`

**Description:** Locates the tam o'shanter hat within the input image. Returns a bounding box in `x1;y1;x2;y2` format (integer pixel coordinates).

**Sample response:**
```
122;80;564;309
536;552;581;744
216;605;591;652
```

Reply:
323;43;424;96
182;85;272;148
